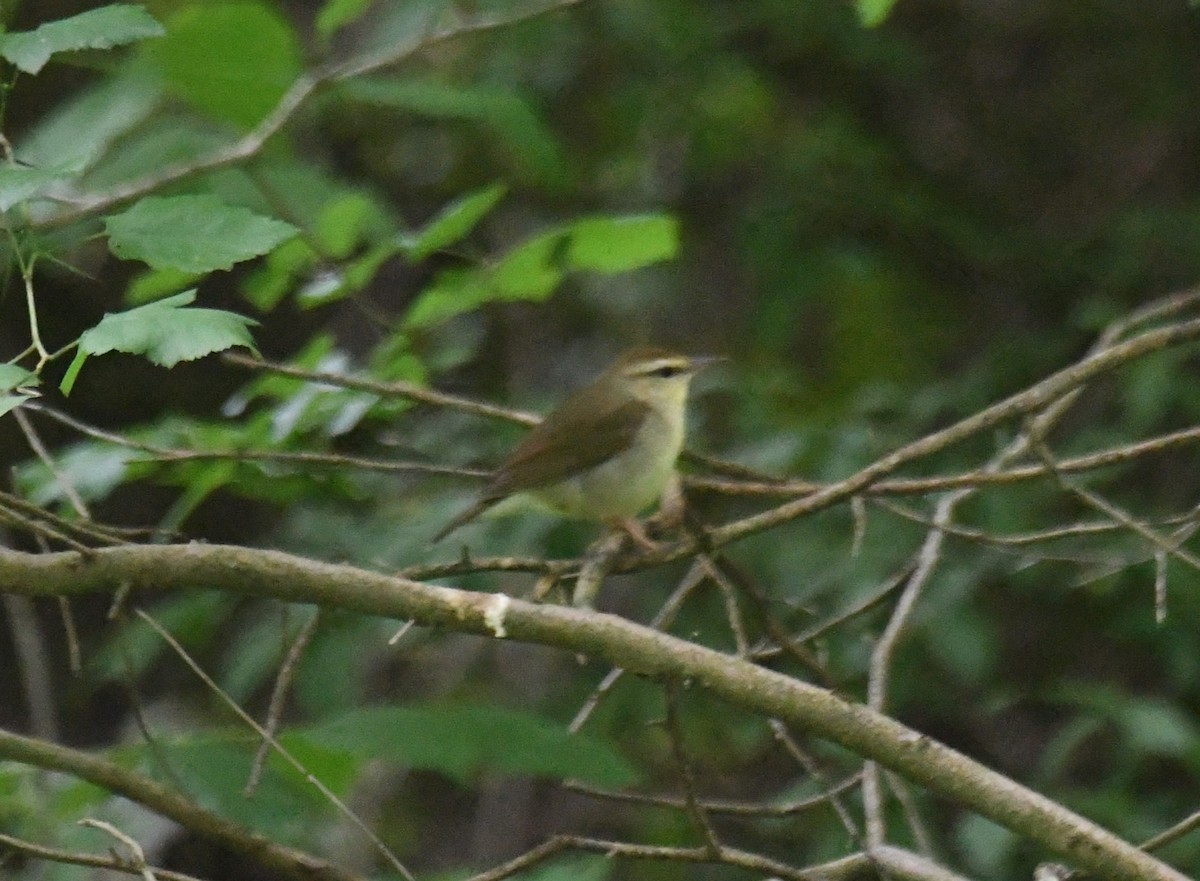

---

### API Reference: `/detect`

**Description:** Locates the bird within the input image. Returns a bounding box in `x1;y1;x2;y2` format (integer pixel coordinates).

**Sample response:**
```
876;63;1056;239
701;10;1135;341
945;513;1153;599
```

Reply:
431;346;716;545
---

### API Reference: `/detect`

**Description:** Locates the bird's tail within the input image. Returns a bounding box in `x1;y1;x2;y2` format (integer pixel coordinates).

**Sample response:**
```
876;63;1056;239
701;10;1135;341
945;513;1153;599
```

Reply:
429;497;496;544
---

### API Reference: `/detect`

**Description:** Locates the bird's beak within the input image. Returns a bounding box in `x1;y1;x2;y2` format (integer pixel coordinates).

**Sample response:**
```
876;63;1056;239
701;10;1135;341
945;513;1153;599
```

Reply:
687;355;727;373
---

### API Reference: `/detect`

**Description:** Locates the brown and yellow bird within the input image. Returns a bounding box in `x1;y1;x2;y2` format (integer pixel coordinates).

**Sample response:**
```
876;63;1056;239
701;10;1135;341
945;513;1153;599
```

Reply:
432;347;716;544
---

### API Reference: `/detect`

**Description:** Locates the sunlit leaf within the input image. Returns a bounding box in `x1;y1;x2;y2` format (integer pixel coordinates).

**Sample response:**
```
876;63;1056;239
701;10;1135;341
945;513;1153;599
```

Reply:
316;0;373;41
857;0;899;26
566;214;679;273
407;183;507;260
0;4;164;74
151;1;301;128
402;267;494;330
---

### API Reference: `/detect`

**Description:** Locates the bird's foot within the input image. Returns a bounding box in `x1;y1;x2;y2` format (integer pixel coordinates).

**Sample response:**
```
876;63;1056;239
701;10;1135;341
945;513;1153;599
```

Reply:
610;517;661;552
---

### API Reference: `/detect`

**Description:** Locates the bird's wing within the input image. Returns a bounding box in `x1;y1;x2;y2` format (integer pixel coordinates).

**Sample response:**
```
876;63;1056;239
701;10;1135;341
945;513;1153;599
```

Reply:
492;388;649;495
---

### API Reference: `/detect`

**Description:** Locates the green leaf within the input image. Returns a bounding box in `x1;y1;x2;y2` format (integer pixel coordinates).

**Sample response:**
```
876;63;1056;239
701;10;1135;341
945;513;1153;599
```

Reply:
116;735;337;843
0;4;164;74
0;364;38;394
342;77;567;184
15;440;139;506
402;267;494;330
61;291;258;394
105;195;298;273
0;164;76;212
493;230;567;299
566;215;679;273
407;183;507;260
0;394;32;419
856;0;899;26
16;63;162;170
125;266;202;304
151;1;302;128
293;704;637;786
316;0;373;41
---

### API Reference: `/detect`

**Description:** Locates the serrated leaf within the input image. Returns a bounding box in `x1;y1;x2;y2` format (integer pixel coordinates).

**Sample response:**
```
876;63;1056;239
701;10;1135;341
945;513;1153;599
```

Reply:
567;214;679;273
151;1;301;128
0;4;164;74
61;291;258;395
407;183;507;260
293;704;637;786
105;195;298;273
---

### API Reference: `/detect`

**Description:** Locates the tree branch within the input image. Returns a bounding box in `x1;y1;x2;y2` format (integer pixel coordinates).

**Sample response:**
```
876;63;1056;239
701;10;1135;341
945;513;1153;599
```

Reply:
0;542;1187;881
0;725;363;881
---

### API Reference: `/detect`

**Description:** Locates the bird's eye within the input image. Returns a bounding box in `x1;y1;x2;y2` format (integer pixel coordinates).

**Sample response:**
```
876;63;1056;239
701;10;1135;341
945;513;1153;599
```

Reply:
652;365;680;378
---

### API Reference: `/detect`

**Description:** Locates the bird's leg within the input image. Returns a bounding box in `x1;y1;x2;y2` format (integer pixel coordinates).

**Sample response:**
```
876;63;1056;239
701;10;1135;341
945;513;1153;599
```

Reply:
641;472;686;538
574;530;628;608
610;517;661;552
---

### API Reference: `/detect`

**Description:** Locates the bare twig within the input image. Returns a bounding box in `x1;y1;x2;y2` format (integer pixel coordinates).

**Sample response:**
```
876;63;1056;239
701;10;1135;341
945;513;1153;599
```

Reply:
864;488;968;845
246;607;322;796
0;831;205;881
698;555;751;657
0;725;364;881
135;609;416;881
770;719;862;843
12;407;89;517
663;682;721;854
563;772;862;817
2;593;59;740
222;352;538;426
1141;806;1200;852
569;559;707;732
78;819;157;881
25;401;487;480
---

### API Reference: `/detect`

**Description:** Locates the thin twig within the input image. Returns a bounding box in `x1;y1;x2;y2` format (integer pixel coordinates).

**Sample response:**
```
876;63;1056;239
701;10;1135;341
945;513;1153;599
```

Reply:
569;559;707;732
78;819;157;881
223;352;538;425
25;402;487;480
12;406;89;517
1;593;59;740
245;607;322;796
563;772;862;817
136;609;417;881
770;719;862;843
1141;807;1200;852
663;682;721;854
0;832;204;881
698;555;751;657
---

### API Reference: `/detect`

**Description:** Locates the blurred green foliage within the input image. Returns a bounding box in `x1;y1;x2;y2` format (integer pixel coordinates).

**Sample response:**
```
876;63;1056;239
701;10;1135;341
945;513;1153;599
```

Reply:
2;0;1200;879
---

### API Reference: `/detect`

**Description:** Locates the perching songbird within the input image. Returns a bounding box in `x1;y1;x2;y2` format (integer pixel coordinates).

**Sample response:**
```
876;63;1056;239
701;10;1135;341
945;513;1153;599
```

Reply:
432;346;716;544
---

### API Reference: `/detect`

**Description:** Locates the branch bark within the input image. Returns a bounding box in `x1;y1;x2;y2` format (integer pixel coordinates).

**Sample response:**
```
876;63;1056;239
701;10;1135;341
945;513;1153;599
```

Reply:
0;725;362;881
0;542;1187;881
